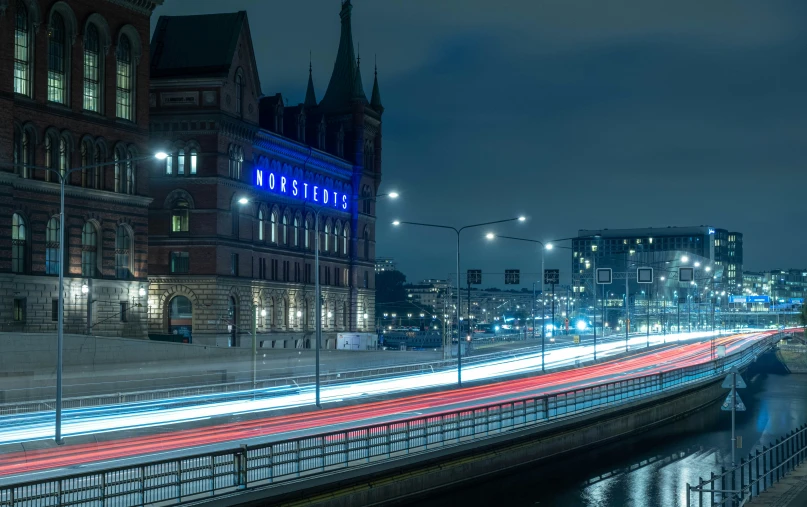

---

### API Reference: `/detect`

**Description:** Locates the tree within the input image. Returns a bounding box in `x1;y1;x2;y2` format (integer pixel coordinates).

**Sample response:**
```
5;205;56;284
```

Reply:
375;270;408;307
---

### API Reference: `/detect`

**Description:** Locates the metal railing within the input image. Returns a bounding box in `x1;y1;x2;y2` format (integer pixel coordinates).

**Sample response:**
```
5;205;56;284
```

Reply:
0;334;779;507
686;422;807;507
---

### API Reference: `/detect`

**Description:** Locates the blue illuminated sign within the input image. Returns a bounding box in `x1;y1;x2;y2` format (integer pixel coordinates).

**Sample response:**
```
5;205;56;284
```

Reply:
790;298;804;304
708;228;715;235
729;295;770;304
254;168;350;211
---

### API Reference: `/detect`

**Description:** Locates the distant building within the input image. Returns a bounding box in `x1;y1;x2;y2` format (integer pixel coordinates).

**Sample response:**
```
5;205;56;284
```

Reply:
375;258;396;273
572;226;743;303
766;269;807;303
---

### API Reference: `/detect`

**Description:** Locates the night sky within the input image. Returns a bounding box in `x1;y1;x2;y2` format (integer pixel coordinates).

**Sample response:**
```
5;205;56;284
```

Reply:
152;1;807;287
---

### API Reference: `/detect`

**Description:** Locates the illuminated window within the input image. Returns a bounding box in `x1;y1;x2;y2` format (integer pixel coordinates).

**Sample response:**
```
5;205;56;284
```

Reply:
190;149;197;174
270;211;277;243
83;24;101;112
178;149;185;175
48;13;66;104
172;200;189;232
165;155;173;175
116;35;133;120
294;217;300;247
258;210;265;241
14;0;31;96
45;217;60;275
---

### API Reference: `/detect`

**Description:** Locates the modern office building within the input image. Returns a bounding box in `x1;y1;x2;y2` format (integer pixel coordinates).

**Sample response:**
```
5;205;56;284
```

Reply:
571;226;743;303
0;0;161;337
146;1;384;347
375;257;396;273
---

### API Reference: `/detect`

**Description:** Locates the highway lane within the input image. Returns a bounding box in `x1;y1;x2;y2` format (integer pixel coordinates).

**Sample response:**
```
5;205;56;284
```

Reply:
0;331;774;482
0;329;736;444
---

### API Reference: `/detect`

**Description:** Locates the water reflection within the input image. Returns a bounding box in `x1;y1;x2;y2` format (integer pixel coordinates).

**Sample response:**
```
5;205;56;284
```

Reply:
417;352;806;507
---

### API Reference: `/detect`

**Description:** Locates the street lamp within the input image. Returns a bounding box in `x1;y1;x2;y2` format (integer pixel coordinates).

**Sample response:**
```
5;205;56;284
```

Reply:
2;151;166;444
310;192;397;407
486;234;553;370
392;215;526;386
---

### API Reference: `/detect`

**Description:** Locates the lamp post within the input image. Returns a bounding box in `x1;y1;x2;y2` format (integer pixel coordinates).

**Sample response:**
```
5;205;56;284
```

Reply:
309;192;397;407
392;216;526;386
3;152;167;444
485;234;552;371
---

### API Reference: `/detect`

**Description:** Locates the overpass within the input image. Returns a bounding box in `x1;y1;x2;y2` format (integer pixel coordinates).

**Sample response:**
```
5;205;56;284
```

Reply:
0;330;788;506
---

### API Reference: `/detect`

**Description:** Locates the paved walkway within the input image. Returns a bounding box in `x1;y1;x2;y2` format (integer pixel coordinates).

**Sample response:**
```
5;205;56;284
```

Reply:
746;461;807;506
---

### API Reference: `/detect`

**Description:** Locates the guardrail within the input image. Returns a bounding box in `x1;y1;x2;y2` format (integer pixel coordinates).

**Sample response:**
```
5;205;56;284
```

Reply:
0;334;779;507
686;421;807;507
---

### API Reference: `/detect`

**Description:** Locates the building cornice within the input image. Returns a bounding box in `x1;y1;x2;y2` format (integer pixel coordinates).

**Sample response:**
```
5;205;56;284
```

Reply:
254;130;353;179
105;0;164;15
0;172;153;207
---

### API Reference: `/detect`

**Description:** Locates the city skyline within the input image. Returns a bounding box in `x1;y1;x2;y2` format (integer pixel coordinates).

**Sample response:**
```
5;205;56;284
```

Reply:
151;0;807;285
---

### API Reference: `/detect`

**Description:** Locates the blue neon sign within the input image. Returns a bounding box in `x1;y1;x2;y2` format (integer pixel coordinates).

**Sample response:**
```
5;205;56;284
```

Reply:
254;168;350;211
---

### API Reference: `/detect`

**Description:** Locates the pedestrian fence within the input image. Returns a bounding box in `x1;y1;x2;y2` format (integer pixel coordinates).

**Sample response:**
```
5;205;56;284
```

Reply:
0;334;779;507
686;422;807;507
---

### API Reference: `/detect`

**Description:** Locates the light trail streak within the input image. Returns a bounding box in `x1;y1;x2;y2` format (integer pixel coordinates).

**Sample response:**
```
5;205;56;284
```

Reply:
0;330;780;478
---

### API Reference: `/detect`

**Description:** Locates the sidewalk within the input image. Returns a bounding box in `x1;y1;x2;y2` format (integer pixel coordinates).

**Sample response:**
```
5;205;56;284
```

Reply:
745;461;807;506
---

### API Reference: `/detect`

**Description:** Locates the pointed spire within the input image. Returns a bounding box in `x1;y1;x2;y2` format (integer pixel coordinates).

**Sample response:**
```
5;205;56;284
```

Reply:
370;57;383;113
320;0;366;110
304;52;317;107
352;52;367;102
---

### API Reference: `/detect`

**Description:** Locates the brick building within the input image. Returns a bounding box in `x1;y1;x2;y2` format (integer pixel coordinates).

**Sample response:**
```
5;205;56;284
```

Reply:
0;0;161;337
147;1;384;347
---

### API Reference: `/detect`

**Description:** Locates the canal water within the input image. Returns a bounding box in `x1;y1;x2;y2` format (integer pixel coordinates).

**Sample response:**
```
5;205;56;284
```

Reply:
417;352;807;507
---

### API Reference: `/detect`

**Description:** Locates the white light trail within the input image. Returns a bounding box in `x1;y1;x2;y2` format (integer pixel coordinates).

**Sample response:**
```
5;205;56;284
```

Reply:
0;330;766;445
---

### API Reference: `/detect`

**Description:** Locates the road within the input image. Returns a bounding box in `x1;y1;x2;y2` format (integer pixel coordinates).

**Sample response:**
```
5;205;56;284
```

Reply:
0;330;774;483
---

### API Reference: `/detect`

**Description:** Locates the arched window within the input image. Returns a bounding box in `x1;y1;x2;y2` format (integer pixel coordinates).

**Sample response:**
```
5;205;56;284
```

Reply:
270;211;278;243
19;129;31;179
48;12;67;104
165;153;173;175
305;218;311;249
45;217;60;275
343;225;349;256
177;149;185;175
44;133;57;182
282;214;289;245
115;225;132;279
235;69;243;115
113;147;121;192
80;140;92;187
257;209;265;241
83;24;101;112
81;222;98;277
190;148;197;174
332;223;340;253
125;152;135;195
228;145;242;180
293;216;300;247
324;223;330;252
363;226;370;259
14;1;32;96
11;213;26;273
116;35;133;120
92;141;103;189
58;136;68;178
172;199;189;232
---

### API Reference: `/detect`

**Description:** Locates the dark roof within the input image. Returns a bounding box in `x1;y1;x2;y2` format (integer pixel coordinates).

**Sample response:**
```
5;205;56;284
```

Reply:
304;64;318;107
151;12;247;80
370;65;383;112
320;0;367;110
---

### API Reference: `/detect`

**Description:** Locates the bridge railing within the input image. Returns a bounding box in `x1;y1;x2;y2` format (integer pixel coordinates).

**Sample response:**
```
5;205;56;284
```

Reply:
686;421;807;507
0;334;779;507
